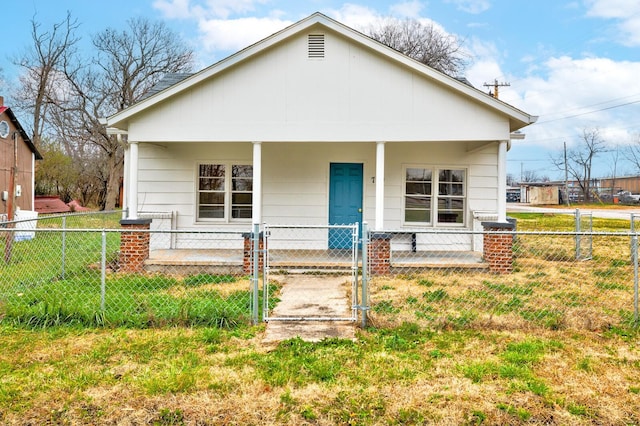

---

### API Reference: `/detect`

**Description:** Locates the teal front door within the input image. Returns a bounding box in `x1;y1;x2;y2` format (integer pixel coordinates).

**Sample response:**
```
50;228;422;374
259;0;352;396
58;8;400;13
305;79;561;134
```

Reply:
329;163;363;249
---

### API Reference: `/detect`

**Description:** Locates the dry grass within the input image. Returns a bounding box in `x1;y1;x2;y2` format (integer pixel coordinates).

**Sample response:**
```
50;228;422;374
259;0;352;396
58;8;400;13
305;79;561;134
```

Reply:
0;322;638;425
1;213;638;424
163;277;252;299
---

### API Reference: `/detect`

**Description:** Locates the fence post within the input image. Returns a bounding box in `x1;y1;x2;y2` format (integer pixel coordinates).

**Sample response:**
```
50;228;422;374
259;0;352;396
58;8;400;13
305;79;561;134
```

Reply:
632;232;639;325
361;221;369;328
101;230;107;312
353;223;359;318
575;208;581;260
61;216;67;279
252;223;260;325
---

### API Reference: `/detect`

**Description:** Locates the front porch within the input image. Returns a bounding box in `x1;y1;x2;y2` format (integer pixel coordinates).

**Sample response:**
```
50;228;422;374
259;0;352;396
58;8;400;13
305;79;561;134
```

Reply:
143;248;487;275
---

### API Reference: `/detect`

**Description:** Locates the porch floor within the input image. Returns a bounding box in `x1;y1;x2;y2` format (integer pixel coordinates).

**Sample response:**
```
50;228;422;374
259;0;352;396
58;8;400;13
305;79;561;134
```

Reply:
145;249;487;272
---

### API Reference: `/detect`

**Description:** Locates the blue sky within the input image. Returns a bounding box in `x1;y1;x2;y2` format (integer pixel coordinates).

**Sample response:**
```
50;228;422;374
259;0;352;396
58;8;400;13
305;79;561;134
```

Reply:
2;0;640;180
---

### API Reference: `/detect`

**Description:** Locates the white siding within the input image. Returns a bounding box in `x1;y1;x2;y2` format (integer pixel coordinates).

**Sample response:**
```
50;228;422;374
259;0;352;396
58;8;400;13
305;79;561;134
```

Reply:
137;142;253;233
139;140;498;250
112;16;537;253
129;28;511;143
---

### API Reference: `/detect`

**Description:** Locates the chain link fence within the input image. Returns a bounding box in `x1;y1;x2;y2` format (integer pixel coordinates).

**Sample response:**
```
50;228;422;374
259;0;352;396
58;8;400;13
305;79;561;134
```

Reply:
0;211;255;328
1;210;638;331
369;213;639;332
371;229;637;331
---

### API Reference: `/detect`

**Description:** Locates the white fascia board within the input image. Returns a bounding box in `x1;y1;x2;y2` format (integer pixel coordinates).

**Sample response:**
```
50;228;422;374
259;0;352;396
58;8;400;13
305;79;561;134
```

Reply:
106;12;537;132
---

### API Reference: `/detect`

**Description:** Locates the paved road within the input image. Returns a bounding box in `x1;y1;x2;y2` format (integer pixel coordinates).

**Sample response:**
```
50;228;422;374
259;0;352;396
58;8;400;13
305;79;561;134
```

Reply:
507;203;640;220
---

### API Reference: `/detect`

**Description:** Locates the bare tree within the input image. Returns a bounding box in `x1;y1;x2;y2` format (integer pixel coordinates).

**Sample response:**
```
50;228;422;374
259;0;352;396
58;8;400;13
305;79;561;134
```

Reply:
90;18;194;209
551;128;608;203
12;12;80;149
520;169;540;183
608;147;621;195
50;17;194;209
367;18;469;76
624;133;640;174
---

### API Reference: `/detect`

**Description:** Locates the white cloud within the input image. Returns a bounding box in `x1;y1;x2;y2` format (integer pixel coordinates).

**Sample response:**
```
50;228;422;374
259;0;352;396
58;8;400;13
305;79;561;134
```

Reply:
153;0;192;19
152;0;291;61
389;1;425;18
197;16;293;53
585;0;640;46
618;14;640;46
444;0;491;14
584;0;640;19
154;0;271;20
199;0;270;19
326;4;383;30
506;56;640;152
326;3;448;40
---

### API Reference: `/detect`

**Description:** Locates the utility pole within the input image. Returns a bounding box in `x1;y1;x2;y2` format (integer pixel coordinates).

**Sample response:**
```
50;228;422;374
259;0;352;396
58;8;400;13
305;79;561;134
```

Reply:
564;141;570;207
520;162;523;183
483;79;511;99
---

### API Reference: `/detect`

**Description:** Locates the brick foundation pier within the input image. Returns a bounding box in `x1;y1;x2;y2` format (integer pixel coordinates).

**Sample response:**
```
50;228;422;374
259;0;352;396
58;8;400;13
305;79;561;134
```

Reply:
368;233;391;275
243;232;264;274
119;219;152;273
481;221;516;274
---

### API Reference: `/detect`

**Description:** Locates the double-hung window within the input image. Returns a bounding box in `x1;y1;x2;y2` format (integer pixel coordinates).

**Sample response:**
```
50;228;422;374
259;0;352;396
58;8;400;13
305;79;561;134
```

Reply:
404;167;465;226
198;163;252;221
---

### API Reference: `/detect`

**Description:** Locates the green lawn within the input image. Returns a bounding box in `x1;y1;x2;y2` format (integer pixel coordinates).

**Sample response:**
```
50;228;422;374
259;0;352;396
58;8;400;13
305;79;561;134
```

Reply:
0;211;638;424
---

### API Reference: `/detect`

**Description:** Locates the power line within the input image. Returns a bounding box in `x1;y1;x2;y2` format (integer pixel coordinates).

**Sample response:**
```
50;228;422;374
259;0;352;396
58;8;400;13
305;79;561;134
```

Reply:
535;93;640;120
534;98;640;125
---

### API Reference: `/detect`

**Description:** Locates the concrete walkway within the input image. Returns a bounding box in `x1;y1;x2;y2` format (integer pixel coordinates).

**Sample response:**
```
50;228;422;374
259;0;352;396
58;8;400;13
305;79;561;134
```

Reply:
262;274;357;343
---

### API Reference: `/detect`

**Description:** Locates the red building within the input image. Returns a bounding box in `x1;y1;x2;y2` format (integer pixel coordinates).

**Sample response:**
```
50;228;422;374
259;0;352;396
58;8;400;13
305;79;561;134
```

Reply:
0;96;43;220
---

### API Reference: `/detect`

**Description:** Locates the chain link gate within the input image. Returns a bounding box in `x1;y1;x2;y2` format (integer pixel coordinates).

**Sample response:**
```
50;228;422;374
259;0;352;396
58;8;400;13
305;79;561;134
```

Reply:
261;224;360;322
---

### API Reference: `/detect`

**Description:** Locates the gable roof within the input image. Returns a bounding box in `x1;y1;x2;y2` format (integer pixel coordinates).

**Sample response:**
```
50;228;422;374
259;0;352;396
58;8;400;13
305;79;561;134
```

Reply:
0;106;43;160
106;12;536;133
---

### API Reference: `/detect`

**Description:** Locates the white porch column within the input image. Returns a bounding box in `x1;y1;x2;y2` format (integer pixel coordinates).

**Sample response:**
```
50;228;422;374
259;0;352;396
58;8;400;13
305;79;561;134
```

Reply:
252;141;262;224
375;141;385;231
121;136;130;220
128;141;139;220
497;140;508;223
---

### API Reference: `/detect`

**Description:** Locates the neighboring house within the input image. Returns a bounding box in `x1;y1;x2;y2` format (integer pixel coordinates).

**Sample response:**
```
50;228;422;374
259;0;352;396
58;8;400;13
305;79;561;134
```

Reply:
104;13;536;257
0;96;43;220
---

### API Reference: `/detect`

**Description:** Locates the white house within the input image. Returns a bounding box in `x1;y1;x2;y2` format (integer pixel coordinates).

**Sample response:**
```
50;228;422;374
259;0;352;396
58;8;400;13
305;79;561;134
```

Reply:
105;12;536;259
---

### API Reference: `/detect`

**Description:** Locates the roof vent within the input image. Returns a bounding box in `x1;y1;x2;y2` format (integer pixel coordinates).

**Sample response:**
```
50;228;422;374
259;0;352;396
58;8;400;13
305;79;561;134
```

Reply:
308;34;325;59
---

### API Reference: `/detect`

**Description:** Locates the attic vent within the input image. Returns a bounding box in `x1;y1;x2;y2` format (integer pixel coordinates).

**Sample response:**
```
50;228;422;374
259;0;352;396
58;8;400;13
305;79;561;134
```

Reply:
308;34;325;58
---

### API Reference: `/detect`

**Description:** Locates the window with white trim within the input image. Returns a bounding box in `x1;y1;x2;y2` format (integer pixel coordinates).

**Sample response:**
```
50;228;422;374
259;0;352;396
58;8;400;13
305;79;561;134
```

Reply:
404;167;465;225
198;163;252;221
